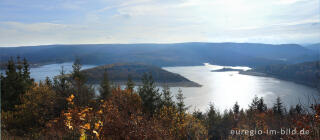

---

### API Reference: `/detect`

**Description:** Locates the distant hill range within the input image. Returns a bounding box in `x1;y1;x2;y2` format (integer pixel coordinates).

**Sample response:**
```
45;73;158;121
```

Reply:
0;42;318;67
81;63;201;87
241;61;320;88
304;43;320;51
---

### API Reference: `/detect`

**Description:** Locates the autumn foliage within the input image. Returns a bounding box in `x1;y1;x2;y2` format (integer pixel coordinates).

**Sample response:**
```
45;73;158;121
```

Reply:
43;86;207;140
1;58;320;140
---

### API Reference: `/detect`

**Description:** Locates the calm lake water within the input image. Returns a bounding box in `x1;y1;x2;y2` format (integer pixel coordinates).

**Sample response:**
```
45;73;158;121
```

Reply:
29;63;96;82
163;63;320;112
2;62;319;112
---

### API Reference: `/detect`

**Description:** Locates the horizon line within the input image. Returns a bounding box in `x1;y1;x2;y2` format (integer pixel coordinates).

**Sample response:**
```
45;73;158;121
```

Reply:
1;41;316;48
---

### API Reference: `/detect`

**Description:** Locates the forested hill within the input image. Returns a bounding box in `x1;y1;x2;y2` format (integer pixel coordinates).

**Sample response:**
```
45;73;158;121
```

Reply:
304;43;320;51
0;42;317;67
248;61;320;88
81;63;201;87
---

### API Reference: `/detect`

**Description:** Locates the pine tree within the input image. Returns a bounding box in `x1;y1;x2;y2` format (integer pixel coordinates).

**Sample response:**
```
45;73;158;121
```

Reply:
257;97;267;112
161;85;174;107
70;59;94;106
273;97;284;116
138;73;160;115
176;89;187;116
99;70;111;100
2;58;17;111
289;104;303;115
249;95;259;111
193;109;204;120
22;58;32;84
71;58;84;83
53;66;72;98
52;66;72;113
45;76;52;87
206;103;221;140
233;102;240;114
176;89;188;125
1;57;33;111
295;104;302;114
6;57;16;76
207;103;216;123
126;74;135;93
248;96;267;112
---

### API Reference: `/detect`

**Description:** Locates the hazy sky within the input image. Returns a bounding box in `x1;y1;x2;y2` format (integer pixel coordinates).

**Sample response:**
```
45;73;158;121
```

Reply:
0;0;319;46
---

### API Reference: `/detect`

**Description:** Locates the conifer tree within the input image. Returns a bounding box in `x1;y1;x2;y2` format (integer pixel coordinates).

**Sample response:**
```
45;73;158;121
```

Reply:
273;97;284;116
71;59;85;83
52;66;73;113
53;66;72;97
207;103;217;126
126;74;134;93
99;70;111;99
176;89;187;115
22;58;32;85
176;89;187;124
138;73;160;115
295;104;302;114
249;95;259;111
206;103;221;140
193;109;204;120
233;102;240;114
45;76;52;87
70;59;94;106
161;85;174;107
1;57;33;111
257;97;267;112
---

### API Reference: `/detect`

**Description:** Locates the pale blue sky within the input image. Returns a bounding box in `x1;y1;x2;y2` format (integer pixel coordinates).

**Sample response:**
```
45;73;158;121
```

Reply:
0;0;319;46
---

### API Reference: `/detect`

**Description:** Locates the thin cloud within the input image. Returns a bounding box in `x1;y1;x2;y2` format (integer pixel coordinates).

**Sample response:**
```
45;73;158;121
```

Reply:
0;0;319;46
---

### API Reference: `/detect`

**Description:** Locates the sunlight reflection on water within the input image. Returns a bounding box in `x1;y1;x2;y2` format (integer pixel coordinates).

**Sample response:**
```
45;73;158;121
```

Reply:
5;62;318;113
164;63;320;112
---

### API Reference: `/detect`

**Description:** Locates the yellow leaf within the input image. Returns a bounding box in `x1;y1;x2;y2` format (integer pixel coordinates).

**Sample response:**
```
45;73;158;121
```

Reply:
84;123;90;130
97;110;103;114
95;122;100;129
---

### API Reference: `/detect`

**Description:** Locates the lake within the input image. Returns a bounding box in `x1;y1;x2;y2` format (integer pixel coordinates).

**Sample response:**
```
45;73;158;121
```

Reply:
1;62;319;112
28;63;97;82
164;63;320;112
